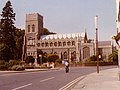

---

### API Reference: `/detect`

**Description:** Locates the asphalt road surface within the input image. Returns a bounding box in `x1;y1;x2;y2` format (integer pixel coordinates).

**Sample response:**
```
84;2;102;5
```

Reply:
0;66;117;90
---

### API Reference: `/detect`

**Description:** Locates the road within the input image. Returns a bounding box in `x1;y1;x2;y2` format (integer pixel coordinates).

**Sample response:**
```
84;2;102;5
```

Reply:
0;66;117;90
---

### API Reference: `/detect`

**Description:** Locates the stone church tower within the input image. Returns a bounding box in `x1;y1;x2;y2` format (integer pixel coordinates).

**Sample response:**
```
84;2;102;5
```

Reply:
25;13;43;59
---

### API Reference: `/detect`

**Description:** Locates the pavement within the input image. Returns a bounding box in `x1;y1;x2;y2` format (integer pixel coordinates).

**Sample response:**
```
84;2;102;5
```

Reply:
71;67;120;90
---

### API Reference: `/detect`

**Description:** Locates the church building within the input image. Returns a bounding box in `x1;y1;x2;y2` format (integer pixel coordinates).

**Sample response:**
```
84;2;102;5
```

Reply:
24;13;113;63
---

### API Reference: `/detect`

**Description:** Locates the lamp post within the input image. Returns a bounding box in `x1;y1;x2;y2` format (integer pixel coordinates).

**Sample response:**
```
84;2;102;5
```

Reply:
39;54;42;65
114;32;120;80
95;15;99;73
115;0;120;80
118;46;120;81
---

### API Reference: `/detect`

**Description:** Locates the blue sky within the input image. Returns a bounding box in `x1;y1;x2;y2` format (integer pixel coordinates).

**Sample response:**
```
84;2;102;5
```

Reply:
0;0;116;41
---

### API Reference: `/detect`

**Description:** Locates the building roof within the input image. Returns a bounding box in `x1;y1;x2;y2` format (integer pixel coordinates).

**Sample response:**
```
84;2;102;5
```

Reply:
40;32;86;40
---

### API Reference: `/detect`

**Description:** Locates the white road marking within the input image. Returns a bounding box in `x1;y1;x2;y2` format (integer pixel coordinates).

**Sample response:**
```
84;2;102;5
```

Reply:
40;77;55;82
59;76;86;90
12;83;32;90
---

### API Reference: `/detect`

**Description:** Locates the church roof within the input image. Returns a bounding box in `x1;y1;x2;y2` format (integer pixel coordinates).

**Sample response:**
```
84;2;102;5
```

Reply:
40;32;86;40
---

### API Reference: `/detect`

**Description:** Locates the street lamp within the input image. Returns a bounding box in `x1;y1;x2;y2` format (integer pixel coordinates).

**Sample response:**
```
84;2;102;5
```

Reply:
39;54;42;65
95;15;99;73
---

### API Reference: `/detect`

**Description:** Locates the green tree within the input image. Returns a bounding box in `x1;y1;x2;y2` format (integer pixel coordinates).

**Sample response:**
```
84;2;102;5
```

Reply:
48;54;59;62
14;29;25;60
0;1;16;61
42;28;56;35
42;56;48;63
108;50;118;63
37;49;43;64
89;55;97;61
25;56;35;64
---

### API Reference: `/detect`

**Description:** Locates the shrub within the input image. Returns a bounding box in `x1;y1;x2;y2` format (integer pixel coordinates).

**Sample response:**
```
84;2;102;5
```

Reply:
55;59;62;64
0;65;7;70
108;50;118;63
0;60;5;65
48;54;59;62
0;60;25;70
0;62;9;70
84;61;114;66
19;61;25;66
11;65;25;71
42;56;48;63
25;56;35;64
0;60;9;70
89;55;97;61
9;60;19;67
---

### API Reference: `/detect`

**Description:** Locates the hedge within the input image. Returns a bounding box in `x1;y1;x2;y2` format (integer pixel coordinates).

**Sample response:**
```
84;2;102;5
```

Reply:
83;61;115;66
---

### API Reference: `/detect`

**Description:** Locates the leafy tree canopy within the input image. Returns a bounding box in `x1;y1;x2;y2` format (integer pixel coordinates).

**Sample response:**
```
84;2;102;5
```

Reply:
47;54;59;62
108;50;118;63
0;1;16;61
42;28;56;35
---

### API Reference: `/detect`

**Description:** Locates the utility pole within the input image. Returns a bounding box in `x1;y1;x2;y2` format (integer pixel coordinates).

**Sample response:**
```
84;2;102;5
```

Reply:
95;15;99;73
68;48;69;62
115;0;120;81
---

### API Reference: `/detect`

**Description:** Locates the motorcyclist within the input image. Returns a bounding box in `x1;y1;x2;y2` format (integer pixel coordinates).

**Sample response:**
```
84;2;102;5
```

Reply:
65;61;69;73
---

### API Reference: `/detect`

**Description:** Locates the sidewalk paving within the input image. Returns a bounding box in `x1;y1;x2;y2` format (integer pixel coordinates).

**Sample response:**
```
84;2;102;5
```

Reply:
71;68;120;90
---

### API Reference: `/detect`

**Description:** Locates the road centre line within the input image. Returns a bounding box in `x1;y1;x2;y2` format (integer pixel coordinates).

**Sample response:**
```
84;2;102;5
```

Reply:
12;83;32;90
40;77;55;82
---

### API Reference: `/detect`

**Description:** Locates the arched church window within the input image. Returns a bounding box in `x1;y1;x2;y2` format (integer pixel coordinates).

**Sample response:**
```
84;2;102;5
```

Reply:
32;24;35;32
27;37;35;46
58;42;62;46
28;25;30;32
72;41;75;46
67;41;71;46
37;43;40;47
27;52;30;56
63;51;67;59
63;42;66;46
83;47;90;59
71;51;76;62
54;42;57;47
33;52;35;56
50;42;53;47
41;43;44;47
45;42;48;47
